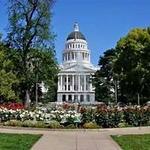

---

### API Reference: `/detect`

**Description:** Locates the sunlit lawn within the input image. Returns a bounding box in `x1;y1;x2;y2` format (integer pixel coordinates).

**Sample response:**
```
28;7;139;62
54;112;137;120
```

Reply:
0;133;42;150
112;134;150;150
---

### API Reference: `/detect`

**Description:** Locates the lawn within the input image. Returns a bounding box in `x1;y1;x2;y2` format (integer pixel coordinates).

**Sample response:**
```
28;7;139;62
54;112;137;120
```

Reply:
112;134;150;150
0;133;42;150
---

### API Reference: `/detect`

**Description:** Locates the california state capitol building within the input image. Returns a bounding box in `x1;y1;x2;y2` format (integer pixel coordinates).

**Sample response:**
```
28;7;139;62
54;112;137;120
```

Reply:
57;23;98;103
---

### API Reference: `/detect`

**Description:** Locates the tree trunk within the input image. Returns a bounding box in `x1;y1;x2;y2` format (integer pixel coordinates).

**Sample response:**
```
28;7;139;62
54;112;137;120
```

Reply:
25;89;30;108
137;93;140;105
35;82;38;107
114;80;118;104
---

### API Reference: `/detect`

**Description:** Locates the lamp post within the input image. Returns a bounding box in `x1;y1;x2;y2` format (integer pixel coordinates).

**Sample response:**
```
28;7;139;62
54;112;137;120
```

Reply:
35;58;40;107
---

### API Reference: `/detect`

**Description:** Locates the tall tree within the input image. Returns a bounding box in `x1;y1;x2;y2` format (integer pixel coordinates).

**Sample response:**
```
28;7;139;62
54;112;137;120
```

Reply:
114;28;150;104
0;39;18;101
93;49;116;103
7;0;56;106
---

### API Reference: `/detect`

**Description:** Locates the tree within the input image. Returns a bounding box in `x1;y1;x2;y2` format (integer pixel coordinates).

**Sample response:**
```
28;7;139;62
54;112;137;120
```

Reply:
114;28;150;104
26;48;58;103
7;0;56;106
93;49;116;103
0;39;18;101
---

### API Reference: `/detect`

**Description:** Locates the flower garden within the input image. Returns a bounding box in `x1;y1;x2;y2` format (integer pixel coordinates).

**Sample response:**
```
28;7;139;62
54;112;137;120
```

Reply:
0;102;150;129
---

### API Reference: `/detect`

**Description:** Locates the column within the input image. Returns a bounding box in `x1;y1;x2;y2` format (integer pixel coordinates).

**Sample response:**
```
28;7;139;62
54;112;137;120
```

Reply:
60;75;62;91
72;75;74;91
72;94;74;102
78;75;80;91
62;76;64;91
84;75;86;91
78;95;80;103
90;94;95;103
66;75;68;91
57;75;60;91
90;77;92;92
66;94;68;102
57;94;62;102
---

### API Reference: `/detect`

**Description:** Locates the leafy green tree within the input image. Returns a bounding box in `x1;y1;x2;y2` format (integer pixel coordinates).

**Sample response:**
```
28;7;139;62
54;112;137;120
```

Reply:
114;28;150;104
93;49;115;103
7;0;56;106
0;40;18;101
26;48;58;103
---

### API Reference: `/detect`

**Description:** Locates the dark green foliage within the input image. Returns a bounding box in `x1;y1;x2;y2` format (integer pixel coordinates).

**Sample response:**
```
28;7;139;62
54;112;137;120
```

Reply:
93;49;116;103
6;0;58;105
0;40;18;101
95;27;150;104
80;106;150;128
95;108;123;128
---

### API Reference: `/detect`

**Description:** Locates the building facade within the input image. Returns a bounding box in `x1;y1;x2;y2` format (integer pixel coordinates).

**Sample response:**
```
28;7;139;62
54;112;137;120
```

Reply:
57;23;97;103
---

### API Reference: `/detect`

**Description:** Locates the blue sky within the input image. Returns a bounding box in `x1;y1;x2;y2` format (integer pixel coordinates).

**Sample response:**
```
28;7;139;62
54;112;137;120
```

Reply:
0;0;150;65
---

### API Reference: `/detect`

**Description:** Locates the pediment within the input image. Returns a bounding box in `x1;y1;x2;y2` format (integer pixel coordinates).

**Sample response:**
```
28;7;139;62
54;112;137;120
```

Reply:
60;64;96;72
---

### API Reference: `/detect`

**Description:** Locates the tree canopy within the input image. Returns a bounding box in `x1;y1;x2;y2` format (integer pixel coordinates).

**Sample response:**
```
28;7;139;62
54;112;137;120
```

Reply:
1;0;58;105
94;27;150;105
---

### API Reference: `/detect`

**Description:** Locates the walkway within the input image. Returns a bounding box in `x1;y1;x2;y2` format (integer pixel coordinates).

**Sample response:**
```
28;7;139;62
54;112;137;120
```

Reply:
0;126;149;150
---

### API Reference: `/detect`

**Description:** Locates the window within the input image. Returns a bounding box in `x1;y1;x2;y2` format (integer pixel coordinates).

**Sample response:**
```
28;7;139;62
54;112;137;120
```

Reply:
80;95;84;102
73;44;74;48
68;77;70;82
68;85;70;91
68;95;72;102
62;95;66;102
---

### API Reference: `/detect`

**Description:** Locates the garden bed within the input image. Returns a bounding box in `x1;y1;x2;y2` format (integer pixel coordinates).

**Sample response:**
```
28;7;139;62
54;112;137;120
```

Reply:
0;103;150;129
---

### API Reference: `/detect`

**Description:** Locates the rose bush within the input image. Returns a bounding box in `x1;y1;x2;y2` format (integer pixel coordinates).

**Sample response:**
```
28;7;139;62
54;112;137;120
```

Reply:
0;103;149;128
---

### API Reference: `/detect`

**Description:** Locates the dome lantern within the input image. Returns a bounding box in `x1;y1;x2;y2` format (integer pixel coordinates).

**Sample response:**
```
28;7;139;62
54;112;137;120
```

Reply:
66;23;86;41
74;22;79;31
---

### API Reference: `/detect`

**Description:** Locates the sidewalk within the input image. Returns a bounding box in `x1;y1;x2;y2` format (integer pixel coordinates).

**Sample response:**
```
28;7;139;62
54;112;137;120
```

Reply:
0;126;149;150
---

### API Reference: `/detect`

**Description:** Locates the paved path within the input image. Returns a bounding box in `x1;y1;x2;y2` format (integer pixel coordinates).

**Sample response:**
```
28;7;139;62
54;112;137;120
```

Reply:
0;126;150;150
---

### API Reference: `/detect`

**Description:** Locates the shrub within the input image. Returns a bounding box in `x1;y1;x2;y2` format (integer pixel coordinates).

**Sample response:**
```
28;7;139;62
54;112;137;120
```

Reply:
81;107;96;124
65;124;76;129
47;120;61;128
22;120;46;128
118;122;130;128
123;106;150;127
22;120;36;127
83;122;99;129
95;108;123;128
3;120;22;127
34;121;46;128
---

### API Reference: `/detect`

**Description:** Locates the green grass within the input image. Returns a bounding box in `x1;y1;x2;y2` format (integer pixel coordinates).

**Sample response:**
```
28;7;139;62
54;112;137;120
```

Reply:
0;133;42;150
112;134;150;150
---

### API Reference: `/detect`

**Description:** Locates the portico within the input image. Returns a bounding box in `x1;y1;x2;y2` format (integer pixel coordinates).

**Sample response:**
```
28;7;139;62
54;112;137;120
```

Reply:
57;73;95;102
